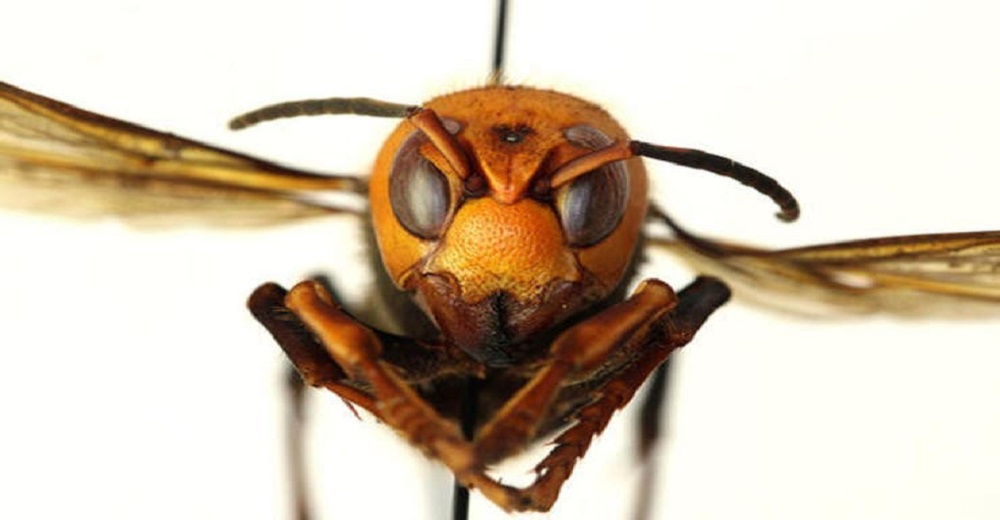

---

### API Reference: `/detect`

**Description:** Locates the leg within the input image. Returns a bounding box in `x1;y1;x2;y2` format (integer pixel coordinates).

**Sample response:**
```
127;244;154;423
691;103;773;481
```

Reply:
259;281;577;512
249;282;379;414
269;281;500;492
251;277;372;520
451;378;480;520
479;277;731;511
630;275;734;519
251;280;484;520
284;363;312;520
633;360;670;520
472;279;680;463
638;360;671;459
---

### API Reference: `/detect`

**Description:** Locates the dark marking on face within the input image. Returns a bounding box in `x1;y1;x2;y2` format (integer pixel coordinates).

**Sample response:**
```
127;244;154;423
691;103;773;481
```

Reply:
493;124;534;144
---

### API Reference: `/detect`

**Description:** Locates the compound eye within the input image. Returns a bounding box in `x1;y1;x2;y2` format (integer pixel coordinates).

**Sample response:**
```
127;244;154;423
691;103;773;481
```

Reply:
557;124;630;247
556;161;630;246
389;133;452;239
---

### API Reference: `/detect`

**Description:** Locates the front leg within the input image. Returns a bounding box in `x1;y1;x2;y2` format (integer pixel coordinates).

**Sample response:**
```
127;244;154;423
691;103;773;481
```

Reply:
253;281;481;458
473;279;680;463
249;282;378;412
252;281;527;506
475;276;732;511
283;281;474;458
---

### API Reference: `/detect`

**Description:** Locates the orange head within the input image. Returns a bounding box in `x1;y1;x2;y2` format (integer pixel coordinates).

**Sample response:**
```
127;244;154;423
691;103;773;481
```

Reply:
229;82;799;365
369;86;648;365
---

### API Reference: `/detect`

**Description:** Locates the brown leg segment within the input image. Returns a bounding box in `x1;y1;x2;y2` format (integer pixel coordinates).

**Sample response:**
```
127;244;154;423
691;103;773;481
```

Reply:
630;277;731;519
278;281;496;489
250;281;492;515
283;364;313;520
472;279;679;463
249;282;350;520
275;281;559;510
633;361;670;520
494;276;731;511
258;282;527;510
249;282;380;414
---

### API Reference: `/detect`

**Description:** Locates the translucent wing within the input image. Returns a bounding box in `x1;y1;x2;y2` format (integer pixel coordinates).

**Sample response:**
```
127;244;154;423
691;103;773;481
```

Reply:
649;208;1000;316
0;81;364;227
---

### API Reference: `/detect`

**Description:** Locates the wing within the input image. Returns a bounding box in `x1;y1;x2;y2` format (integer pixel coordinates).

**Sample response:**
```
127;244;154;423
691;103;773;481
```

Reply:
648;208;1000;316
0;81;364;227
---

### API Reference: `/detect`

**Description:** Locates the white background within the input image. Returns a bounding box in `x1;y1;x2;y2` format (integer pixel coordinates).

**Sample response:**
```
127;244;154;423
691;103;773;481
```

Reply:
1;1;998;519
